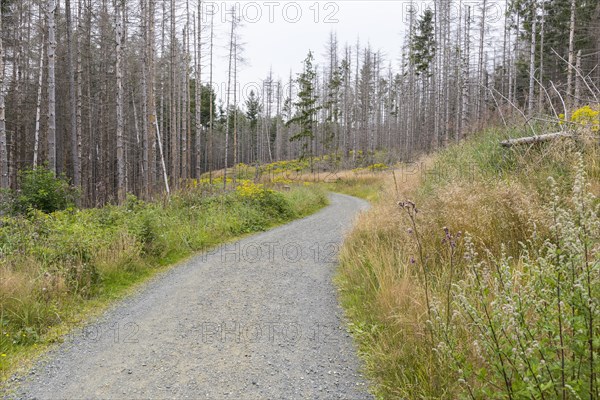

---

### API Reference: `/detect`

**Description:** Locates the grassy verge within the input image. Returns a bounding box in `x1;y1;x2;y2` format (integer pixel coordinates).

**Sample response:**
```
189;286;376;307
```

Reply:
337;126;600;399
319;173;386;201
0;182;327;383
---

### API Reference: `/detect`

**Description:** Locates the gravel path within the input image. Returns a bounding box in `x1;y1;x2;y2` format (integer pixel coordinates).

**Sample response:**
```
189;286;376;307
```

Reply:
9;193;372;400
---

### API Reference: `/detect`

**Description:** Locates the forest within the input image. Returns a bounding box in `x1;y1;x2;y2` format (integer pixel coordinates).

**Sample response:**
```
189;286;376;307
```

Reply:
0;0;597;206
0;1;598;397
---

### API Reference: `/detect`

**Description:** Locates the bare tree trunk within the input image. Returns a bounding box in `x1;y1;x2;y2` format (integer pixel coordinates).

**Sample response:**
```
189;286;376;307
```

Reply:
181;22;189;181
140;0;149;195
455;0;463;140
147;0;157;195
407;8;415;156
566;0;576;120
116;0;126;203
501;0;508;100
170;0;178;188
512;11;520;105
47;0;57;174
443;0;451;146
352;39;359;165
232;27;238;185
537;1;545;113
507;13;514;106
86;0;94;204
265;70;273;163
223;7;236;188
33;33;45;169
343;46;350;158
0;5;7;189
76;0;84;195
574;50;581;108
462;5;471;136
208;11;214;183
148;0;167;196
66;0;80;186
527;1;537;117
154;116;170;195
132;88;142;190
477;0;487;120
194;3;202;179
12;2;24;189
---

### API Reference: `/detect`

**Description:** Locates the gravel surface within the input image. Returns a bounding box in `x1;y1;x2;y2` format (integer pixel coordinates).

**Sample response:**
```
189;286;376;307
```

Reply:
8;193;372;400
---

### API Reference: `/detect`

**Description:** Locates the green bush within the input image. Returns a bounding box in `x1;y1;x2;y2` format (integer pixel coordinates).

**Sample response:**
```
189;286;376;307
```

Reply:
11;167;78;214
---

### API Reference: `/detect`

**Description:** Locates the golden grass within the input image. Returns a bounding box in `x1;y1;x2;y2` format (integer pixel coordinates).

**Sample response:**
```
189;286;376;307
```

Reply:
337;129;600;399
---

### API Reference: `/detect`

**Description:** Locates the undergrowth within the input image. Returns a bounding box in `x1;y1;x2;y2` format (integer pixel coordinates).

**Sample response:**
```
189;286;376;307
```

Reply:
0;183;327;381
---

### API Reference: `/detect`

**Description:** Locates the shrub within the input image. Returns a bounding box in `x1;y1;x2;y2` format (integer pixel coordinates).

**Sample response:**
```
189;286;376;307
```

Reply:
11;167;78;215
571;105;599;132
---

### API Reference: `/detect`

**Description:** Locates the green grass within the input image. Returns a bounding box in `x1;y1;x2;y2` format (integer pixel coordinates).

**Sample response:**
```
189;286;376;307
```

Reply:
320;174;387;201
0;183;328;383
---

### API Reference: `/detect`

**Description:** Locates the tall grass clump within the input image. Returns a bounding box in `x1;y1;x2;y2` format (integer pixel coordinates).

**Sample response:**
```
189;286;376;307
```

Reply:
337;125;600;399
0;182;327;379
432;157;599;399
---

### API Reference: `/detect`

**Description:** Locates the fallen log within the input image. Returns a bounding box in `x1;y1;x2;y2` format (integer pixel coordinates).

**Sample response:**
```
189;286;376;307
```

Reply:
500;132;572;148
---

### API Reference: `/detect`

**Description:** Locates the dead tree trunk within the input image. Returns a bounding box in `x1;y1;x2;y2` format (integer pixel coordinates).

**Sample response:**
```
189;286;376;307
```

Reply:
194;2;202;179
0;5;7;188
47;0;57;174
116;0;126;202
500;132;571;147
66;0;80;186
566;0;576;120
33;35;44;168
527;1;537;117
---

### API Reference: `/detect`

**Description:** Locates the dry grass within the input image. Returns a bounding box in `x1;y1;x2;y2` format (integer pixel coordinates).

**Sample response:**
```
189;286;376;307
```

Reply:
337;127;600;399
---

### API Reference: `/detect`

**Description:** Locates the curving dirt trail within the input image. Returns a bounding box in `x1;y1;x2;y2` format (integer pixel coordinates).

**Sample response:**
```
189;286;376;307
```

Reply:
10;193;372;400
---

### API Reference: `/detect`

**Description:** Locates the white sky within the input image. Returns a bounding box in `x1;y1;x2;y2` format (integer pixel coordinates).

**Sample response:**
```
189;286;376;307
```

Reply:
202;1;506;103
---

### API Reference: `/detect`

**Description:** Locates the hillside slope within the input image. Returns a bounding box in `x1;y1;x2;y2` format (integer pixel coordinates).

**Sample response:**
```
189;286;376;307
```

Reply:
338;127;600;399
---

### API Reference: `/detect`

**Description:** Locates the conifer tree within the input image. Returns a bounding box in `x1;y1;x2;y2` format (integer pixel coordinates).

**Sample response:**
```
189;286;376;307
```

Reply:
286;51;320;170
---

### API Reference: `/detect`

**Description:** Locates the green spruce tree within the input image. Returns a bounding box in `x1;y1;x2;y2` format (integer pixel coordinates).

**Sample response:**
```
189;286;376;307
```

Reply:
287;51;321;171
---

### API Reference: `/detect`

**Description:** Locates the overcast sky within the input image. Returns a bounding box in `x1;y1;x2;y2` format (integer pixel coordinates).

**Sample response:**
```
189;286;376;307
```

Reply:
203;1;505;103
